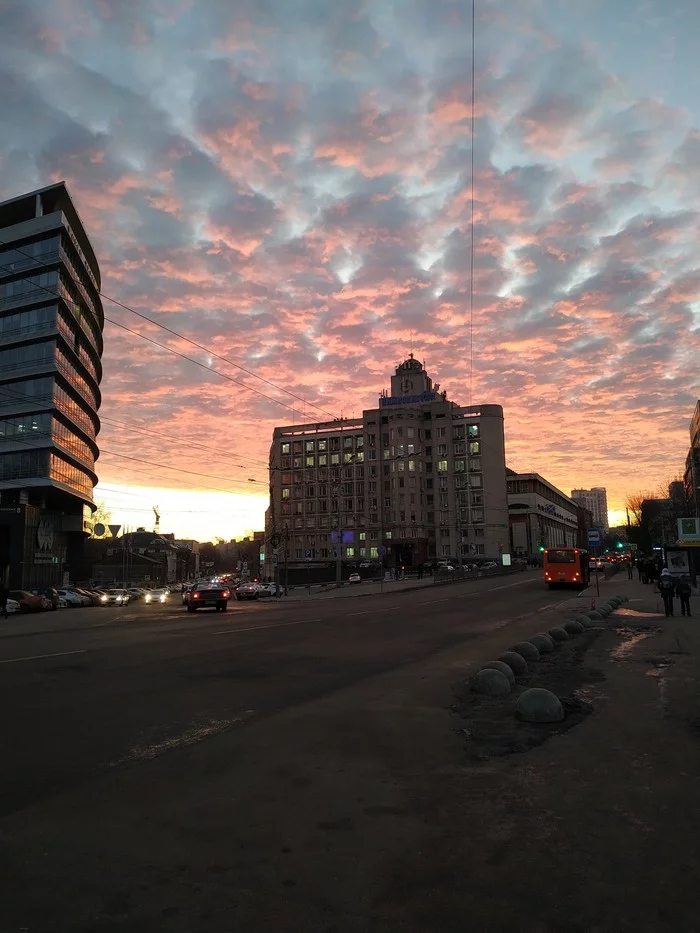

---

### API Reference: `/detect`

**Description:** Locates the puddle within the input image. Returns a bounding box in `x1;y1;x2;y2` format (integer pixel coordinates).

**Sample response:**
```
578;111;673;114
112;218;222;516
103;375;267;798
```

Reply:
610;628;658;660
613;607;664;619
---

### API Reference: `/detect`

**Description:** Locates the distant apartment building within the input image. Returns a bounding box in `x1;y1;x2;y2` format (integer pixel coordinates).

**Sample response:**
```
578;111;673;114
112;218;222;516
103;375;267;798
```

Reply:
0;183;103;589
684;400;700;517
266;357;509;577
507;470;579;557
571;486;609;533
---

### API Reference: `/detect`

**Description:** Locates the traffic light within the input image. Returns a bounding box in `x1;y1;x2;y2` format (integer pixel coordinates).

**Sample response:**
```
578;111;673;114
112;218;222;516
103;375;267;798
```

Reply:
538;545;545;553
616;541;624;549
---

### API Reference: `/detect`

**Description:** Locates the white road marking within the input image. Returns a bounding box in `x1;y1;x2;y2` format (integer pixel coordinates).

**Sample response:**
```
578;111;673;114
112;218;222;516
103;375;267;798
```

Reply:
418;598;449;604
488;578;538;592
347;606;400;616
0;649;87;665
213;619;322;635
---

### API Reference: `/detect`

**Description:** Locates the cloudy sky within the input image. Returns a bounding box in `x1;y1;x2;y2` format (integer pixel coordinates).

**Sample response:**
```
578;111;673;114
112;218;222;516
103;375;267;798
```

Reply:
2;0;699;541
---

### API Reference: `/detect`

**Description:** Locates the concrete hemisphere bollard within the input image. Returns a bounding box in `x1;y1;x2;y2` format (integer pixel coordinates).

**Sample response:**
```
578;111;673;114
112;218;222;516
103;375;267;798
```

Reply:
548;626;570;642
587;610;603;620
511;641;540;664
564;620;584;635
609;597;622;608
529;633;555;654
575;614;592;628
472;668;512;696
481;660;515;685
498;650;529;676
515;688;565;723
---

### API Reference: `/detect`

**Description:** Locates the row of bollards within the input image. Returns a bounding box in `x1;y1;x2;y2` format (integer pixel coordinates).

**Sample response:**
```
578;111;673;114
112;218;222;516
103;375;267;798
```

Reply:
471;595;629;721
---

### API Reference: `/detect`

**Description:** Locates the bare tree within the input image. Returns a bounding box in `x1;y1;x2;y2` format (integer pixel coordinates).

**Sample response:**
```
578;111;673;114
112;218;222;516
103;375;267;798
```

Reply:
624;492;648;527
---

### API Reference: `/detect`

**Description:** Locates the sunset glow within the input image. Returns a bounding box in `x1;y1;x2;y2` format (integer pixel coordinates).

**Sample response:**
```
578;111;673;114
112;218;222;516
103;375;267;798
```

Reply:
2;1;699;540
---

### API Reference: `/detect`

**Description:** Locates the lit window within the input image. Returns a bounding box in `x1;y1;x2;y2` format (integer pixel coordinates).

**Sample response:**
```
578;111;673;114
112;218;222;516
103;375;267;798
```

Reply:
408;460;415;472
385;531;392;539
306;456;315;467
438;460;448;473
346;547;355;557
331;453;340;465
469;441;480;455
370;546;379;558
281;487;290;499
318;439;327;451
359;532;366;541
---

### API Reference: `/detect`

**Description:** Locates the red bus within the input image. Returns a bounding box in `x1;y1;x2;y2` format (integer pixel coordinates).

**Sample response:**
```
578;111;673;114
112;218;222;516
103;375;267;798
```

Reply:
543;547;590;589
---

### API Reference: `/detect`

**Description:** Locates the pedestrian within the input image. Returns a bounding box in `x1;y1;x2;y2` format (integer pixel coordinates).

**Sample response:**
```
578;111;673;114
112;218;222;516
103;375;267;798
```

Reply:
417;565;423;580
0;583;8;620
657;569;676;617
637;560;643;582
676;575;692;617
627;560;633;580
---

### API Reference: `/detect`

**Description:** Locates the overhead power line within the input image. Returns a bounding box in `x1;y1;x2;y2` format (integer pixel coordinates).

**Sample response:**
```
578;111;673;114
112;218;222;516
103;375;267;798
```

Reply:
0;238;339;420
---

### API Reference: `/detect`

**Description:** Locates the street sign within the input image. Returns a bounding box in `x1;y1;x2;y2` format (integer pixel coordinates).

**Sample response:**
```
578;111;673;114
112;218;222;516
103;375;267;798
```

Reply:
378;545;387;557
587;528;601;546
304;548;314;561
108;524;121;538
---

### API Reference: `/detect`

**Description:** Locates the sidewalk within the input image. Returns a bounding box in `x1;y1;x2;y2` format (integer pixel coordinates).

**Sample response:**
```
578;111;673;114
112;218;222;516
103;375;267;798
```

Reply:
557;569;670;615
281;568;535;600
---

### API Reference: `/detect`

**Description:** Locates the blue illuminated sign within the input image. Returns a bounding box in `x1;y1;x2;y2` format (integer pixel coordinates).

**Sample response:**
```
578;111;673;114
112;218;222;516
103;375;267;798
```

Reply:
379;392;437;408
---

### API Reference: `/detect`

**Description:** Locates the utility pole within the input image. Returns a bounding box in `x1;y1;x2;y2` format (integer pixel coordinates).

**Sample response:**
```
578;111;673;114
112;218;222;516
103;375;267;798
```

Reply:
334;481;343;586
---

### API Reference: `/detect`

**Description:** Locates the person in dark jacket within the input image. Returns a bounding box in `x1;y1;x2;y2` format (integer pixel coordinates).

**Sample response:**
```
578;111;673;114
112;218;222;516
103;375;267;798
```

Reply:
657;569;676;617
676;575;692;617
0;584;9;620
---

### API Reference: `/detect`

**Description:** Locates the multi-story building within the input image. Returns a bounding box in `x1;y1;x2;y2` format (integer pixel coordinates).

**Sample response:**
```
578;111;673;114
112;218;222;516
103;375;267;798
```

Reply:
571;486;609;533
507;470;579;557
0;183;103;589
684;400;700;517
266;356;509;578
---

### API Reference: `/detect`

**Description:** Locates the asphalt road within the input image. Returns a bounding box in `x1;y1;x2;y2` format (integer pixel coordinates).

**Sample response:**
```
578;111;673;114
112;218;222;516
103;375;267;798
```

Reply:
0;569;575;931
0;572;556;818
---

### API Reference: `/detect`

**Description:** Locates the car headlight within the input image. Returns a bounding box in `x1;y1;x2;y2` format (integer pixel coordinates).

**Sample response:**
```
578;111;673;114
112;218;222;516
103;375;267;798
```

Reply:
159;594;166;603
115;596;122;602
100;594;107;602
145;594;152;603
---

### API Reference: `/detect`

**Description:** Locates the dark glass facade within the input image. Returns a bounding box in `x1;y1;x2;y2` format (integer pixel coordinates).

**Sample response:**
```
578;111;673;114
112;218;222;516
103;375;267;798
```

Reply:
0;183;103;588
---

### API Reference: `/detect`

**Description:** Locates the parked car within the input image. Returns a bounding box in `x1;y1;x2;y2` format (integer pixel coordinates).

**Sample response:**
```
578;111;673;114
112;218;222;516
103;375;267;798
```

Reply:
145;587;169;605
235;582;260;601
9;590;49;613
348;572;361;584
30;586;60;610
480;561;499;571
6;598;21;615
101;589;130;606
57;589;85;607
186;581;231;613
65;588;93;606
79;588;105;606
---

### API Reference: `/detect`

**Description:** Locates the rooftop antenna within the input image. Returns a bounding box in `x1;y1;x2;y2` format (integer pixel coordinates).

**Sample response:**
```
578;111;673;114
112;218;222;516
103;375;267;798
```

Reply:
153;505;160;535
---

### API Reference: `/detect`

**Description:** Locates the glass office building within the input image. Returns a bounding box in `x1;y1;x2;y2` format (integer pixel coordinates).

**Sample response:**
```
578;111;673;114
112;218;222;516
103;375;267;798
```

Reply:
0;183;103;588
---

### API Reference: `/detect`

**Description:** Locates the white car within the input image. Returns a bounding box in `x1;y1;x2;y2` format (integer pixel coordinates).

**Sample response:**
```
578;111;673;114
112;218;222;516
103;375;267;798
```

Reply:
6;598;20;614
348;573;361;584
480;561;499;571
257;583;278;597
144;588;168;604
101;589;130;606
57;589;87;607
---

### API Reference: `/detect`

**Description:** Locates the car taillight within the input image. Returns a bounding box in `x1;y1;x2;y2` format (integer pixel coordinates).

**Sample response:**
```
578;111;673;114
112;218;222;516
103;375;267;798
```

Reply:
222;590;230;598
192;592;201;599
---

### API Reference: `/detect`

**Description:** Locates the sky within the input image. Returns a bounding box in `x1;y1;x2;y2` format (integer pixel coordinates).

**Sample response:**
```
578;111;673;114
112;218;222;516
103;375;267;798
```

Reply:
1;0;699;541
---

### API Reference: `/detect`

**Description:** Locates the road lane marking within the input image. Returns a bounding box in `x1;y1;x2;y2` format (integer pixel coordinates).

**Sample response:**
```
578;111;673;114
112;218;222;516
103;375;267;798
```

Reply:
488;578;539;592
213;619;322;635
347;606;400;616
418;598;449;604
0;649;87;665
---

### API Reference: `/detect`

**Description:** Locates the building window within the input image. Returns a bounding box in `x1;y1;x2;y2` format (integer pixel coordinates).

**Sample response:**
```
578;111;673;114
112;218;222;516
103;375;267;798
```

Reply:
305;440;315;452
281;442;290;454
442;545;451;556
318;454;327;466
385;531;392;539
469;441;480;455
293;457;302;468
468;424;479;438
438;460;448;473
306;455;315;467
470;475;482;487
469;458;481;471
346;547;355;557
318;439;327;451
454;460;465;472
331;453;340;465
356;435;364;447
282;487;290;499
293;441;302;454
343;436;353;449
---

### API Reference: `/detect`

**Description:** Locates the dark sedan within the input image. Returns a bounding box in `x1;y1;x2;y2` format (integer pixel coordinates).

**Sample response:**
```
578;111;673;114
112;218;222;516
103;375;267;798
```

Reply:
185;582;231;613
9;591;49;613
